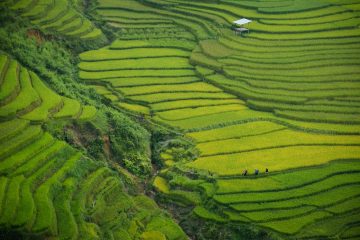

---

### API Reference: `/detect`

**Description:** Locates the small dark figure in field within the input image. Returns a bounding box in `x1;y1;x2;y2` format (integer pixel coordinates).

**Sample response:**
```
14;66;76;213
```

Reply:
265;168;269;174
242;169;248;176
255;169;259;175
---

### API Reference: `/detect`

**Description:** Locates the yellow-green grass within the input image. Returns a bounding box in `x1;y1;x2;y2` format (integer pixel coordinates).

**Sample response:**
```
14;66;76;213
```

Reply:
298;211;360;238
32;153;82;233
79;1;360;237
0;118;29;142
214;173;360;204
0;132;54;174
103;93;119;101
326;196;360;214
0;175;25;226
0;177;8;214
31;0;68;25
275;110;360;124
80;47;190;61
248;99;360;115
11;180;35;227
12;141;67;177
155;109;269;130
196;129;360;157
65;19;93;36
151;99;243;112
117;102;150;115
0;67;40;118
285;118;360;135
246;17;358;34
172;1;350;21
157;104;247;121
78;105;97;120
110;38;196;50
230;184;360;213
78;57;191;71
188;121;285;142
80;28;103;39
206;76;309;104
241;205;316;222
0;55;8;79
224;64;360;81
220;50;360;68
90;85;112;95
9;0;103;40
10;0;33;10
193;206;226;222
216;160;360;194
21;71;62;121
41;10;76;30
0;59;18;102
105;76;198;87
129;92;235;104
220;56;360;72
145;215;187;240
153;176;170;194
120;82;222;96
57;18;82;32
79;69;196;80
0;125;42;159
54;178;79;239
208;74;360;104
141;231;167;240
53;97;81;119
188;145;360;176
259;211;332;235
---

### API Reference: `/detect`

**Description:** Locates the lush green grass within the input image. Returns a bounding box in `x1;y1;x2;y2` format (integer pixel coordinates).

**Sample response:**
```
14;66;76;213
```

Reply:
151;99;243;112
78;105;97;120
0;59;18;102
53;97;81;119
0;175;25;226
188;121;285;142
117;102;150;115
129;92;235;104
196;129;360;157
76;0;360;238
21;71;62;121
121;82;221;96
80;47;190;61
189;145;360;176
8;0;104;40
106;76;199;87
216;161;360;193
0;125;42;159
0;118;29;142
0;67;40;118
0;132;54;174
214;173;360;204
157;104;247;121
259;211;332;235
79;69;196;79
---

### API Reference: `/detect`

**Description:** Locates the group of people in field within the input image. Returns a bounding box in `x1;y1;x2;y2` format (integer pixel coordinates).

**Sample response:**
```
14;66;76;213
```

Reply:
242;168;268;176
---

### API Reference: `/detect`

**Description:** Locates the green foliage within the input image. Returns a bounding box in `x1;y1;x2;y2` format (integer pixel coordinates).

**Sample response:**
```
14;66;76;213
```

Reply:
108;111;151;176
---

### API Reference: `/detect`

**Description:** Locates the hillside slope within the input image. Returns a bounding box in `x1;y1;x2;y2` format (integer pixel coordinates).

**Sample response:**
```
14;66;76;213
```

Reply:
77;0;360;239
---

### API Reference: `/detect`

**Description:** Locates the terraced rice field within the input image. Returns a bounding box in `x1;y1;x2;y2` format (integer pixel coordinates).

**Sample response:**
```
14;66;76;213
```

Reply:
76;0;360;238
0;54;96;121
0;53;185;239
4;0;103;40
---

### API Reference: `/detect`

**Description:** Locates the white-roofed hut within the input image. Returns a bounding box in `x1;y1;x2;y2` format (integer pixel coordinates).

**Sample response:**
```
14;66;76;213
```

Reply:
233;18;252;36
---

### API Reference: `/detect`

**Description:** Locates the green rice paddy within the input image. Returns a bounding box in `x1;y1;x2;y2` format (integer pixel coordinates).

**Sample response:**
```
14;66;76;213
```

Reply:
1;0;360;238
74;0;360;238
